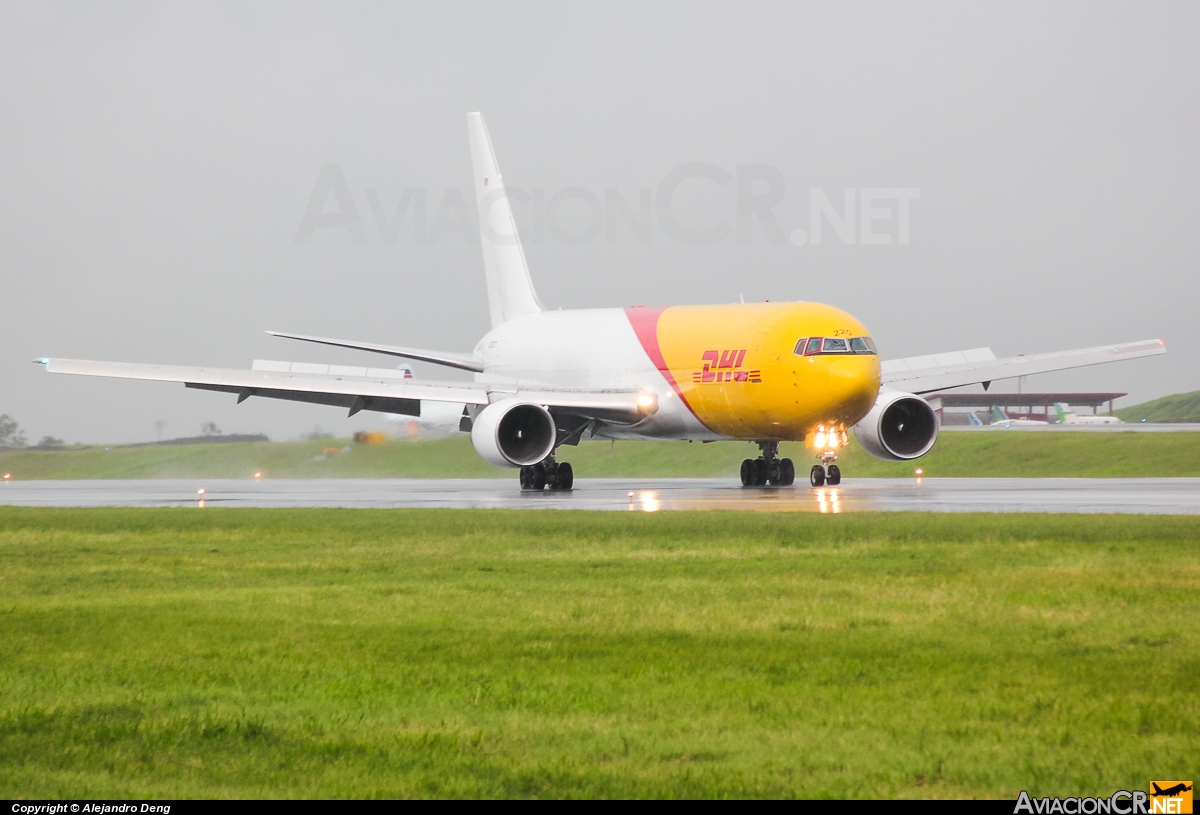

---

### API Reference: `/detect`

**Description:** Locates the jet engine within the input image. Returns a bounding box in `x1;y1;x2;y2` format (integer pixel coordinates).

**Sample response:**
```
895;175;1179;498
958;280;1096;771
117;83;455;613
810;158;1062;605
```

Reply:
853;390;939;461
470;400;557;467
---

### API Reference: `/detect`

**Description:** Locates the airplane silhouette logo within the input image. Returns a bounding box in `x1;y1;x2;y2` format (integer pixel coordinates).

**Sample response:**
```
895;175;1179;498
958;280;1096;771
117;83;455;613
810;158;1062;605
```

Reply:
1153;783;1193;798
1149;782;1194;815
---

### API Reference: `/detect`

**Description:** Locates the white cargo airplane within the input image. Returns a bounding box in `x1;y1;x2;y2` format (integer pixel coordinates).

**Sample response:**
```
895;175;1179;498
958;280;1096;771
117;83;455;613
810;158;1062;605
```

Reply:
1054;403;1123;425
35;114;1166;489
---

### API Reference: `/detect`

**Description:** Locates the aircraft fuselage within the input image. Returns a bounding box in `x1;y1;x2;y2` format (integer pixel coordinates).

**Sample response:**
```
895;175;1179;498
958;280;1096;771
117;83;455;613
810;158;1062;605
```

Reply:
473;301;881;443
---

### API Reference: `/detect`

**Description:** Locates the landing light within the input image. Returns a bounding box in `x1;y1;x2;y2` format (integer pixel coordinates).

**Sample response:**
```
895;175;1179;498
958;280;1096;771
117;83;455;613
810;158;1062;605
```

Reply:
810;426;845;450
637;394;655;408
914;468;923;476
3;473;10;482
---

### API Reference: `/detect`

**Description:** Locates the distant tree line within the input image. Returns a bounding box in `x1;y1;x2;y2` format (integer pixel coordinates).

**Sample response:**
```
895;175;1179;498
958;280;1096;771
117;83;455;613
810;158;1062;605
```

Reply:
0;414;25;447
1;415;63;448
1;415;256;449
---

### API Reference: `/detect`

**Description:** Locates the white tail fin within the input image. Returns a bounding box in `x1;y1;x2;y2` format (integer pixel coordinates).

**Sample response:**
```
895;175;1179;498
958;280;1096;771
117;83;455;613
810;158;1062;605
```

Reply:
467;112;543;328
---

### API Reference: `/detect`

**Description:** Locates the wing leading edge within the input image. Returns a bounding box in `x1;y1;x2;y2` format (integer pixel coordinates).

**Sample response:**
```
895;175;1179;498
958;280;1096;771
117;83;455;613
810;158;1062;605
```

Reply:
882;339;1165;394
35;358;654;424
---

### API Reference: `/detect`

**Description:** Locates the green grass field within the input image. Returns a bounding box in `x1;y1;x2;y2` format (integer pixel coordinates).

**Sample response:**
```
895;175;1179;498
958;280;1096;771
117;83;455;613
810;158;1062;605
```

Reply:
3;430;1200;480
1;508;1196;798
1117;390;1200;423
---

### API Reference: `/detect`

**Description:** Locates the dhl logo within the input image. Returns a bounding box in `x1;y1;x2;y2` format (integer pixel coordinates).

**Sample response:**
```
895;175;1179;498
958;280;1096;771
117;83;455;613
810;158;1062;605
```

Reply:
692;349;762;384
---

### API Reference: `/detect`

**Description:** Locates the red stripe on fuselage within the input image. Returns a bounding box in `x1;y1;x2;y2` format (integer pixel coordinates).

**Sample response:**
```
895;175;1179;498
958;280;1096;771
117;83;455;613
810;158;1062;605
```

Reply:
624;306;705;425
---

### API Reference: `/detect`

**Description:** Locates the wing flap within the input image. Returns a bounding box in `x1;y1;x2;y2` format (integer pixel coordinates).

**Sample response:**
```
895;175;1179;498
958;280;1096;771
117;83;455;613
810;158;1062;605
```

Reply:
185;383;422;417
882;339;1165;394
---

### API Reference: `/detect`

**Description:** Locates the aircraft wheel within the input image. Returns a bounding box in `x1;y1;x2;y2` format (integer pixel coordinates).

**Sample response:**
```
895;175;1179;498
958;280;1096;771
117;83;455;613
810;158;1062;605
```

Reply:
826;464;841;486
809;465;826;487
776;458;795;487
754;459;769;486
519;466;533;490
740;459;754;487
766;458;781;485
553;462;574;491
531;466;547;490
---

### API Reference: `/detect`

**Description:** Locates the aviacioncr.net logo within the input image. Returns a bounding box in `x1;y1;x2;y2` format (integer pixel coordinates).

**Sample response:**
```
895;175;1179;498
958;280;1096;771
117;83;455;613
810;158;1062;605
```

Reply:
1016;784;1193;815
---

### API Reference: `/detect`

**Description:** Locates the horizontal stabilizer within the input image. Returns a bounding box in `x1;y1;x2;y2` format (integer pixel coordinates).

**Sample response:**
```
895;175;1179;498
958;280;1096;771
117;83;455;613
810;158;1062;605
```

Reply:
266;331;483;373
882;339;1165;394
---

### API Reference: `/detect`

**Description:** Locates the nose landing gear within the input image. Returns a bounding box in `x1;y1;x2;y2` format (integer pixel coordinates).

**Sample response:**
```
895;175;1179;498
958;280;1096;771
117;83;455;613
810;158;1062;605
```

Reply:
740;441;796;487
519;455;574;491
809;452;842;487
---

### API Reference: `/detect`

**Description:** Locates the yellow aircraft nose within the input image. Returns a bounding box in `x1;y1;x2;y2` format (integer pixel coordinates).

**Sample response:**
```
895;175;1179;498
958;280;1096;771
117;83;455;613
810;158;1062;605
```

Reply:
826;353;881;424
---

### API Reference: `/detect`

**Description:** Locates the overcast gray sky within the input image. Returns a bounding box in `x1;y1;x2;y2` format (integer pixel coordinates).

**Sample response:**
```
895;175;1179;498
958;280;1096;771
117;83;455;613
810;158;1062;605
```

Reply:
2;1;1196;444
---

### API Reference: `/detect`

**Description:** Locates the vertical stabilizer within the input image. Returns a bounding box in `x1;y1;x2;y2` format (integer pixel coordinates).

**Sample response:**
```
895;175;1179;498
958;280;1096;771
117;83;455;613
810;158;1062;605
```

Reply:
467;112;543;328
991;405;1009;423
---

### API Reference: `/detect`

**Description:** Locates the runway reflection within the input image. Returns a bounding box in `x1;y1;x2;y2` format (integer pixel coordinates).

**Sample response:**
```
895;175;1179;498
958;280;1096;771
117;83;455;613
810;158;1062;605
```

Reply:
1;478;1197;515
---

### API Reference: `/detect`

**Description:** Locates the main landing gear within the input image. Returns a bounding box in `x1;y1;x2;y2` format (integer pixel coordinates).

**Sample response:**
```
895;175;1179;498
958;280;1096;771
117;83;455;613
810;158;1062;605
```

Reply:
519;455;574;491
740;441;796;487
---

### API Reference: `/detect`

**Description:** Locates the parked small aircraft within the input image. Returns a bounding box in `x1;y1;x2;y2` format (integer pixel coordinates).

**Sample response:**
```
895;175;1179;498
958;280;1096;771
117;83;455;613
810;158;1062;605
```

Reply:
1054;402;1123;425
988;405;1049;427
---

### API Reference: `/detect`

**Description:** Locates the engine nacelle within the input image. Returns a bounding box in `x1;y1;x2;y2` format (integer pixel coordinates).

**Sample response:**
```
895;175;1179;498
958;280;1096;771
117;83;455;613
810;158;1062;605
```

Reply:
853;390;939;461
470;400;557;467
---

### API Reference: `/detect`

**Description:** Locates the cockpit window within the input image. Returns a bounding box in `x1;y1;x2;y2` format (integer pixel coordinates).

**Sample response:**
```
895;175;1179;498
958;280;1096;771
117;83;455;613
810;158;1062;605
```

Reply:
798;336;878;356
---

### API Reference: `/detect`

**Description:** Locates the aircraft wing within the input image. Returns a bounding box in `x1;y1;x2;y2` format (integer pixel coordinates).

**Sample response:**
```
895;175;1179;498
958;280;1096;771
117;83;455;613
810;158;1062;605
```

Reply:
35;358;654;423
266;331;484;372
881;339;1165;394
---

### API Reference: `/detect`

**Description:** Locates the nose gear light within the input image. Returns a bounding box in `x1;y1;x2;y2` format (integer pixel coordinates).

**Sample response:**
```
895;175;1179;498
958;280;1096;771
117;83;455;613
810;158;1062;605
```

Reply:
807;425;848;451
805;424;848;487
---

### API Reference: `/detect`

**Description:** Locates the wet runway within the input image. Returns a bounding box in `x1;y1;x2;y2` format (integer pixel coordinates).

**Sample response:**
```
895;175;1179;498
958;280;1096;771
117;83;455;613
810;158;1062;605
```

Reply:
2;477;1199;514
941;424;1200;433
